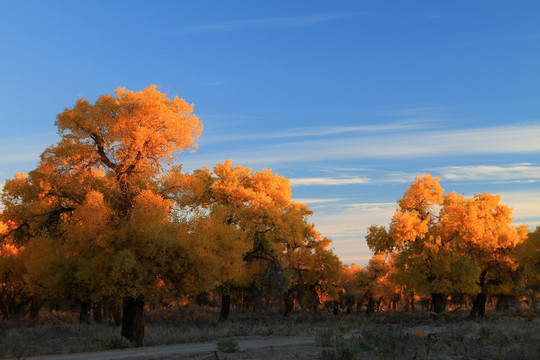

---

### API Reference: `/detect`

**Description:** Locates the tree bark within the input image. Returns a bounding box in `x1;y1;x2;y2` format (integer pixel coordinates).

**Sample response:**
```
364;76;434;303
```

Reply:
79;300;91;324
29;295;42;323
431;293;446;314
366;297;375;315
496;295;508;311
93;301;103;323
283;292;294;317
469;292;487;319
469;270;488;319
121;295;145;347
219;291;231;322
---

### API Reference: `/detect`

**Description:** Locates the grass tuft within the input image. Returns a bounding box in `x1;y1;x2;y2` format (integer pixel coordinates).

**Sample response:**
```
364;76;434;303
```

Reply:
216;337;239;353
102;335;134;350
315;329;335;347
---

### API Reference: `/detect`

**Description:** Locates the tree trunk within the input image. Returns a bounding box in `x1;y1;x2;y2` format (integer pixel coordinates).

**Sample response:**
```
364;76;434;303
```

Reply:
469;270;488;319
105;301;122;326
121;295;145;347
496;295;509;311
219;291;231;322
79;300;91;324
366;297;375;315
93;301;103;323
469;292;487;319
29;295;42;323
283;292;294;317
0;300;8;321
431;293;446;314
410;291;415;312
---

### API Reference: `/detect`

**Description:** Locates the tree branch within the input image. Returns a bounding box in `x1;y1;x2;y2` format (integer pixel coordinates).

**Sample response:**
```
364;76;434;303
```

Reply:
90;133;118;171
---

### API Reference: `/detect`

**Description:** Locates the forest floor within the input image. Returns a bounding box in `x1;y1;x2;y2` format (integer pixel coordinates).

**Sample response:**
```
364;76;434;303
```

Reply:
1;308;539;359
24;336;321;360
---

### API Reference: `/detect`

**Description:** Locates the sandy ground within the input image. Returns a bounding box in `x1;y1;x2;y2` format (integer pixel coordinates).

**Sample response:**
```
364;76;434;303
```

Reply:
140;344;323;360
28;336;324;360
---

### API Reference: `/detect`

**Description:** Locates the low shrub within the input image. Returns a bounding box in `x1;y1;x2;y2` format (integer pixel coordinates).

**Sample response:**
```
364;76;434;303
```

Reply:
102;335;134;350
216;337;239;353
315;329;335;347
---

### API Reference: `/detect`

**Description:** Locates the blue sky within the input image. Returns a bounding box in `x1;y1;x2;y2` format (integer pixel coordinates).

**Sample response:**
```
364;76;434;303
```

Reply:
1;1;539;265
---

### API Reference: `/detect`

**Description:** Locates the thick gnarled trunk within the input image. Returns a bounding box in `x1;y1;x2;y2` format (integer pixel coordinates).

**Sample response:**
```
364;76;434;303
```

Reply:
93;301;103;323
366;297;375;315
283;291;294;317
121;295;145;347
469;270;488;319
79;300;91;324
431;293;446;314
469;292;487;318
219;291;231;322
29;295;42;324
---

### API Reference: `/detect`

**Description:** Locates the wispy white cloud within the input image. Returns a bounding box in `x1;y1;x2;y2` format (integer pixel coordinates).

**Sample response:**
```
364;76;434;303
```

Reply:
0;132;58;165
184;123;540;170
0;152;43;164
290;176;371;186
439;163;540;183
497;190;540;226
179;12;361;33
294;198;342;204
200;121;426;144
311;202;396;240
309;202;397;264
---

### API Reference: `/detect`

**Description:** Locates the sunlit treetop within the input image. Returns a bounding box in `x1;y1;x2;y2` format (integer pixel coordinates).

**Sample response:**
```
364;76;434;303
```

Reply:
398;173;443;212
210;160;292;210
440;192;526;251
45;85;202;176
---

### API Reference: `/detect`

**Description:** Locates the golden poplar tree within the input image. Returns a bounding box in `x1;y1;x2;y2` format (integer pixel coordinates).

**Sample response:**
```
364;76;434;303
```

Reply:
1;86;202;345
174;160;341;318
366;174;527;316
367;175;479;313
440;193;528;318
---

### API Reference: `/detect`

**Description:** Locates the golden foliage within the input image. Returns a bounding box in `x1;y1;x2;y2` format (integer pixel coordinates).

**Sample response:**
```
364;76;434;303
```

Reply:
53;85;202;173
397;173;443;212
374;174;526;300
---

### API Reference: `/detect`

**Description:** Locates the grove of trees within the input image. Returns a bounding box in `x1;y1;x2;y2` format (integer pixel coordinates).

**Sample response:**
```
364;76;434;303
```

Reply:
0;86;342;346
1;87;538;346
365;174;535;318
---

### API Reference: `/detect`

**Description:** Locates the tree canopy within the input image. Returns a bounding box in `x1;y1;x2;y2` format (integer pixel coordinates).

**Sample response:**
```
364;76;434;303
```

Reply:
0;86;344;345
366;174;528;316
1;87;538;347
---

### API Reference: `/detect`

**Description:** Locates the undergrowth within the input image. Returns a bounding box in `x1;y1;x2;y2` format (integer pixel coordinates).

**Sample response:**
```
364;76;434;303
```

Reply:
317;320;540;360
0;310;538;359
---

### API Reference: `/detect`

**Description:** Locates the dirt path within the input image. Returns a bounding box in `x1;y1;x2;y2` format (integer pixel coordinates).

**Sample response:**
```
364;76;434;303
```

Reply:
28;336;317;360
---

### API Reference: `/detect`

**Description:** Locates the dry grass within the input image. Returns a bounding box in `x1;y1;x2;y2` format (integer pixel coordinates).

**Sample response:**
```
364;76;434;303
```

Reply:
318;315;540;360
0;323;121;358
144;311;361;346
0;309;538;359
0;310;360;358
